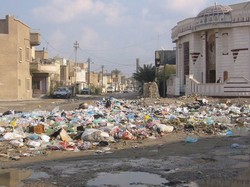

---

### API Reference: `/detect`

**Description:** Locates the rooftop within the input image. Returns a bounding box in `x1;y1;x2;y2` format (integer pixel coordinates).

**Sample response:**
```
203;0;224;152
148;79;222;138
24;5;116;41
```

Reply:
197;4;232;18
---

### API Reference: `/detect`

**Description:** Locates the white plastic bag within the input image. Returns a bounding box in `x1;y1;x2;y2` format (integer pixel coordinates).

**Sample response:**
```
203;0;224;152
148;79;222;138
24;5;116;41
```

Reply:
10;139;24;147
27;140;41;148
81;129;110;141
156;124;174;133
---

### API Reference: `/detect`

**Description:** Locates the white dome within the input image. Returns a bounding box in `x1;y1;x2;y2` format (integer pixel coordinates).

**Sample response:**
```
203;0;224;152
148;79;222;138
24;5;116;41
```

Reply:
197;4;232;18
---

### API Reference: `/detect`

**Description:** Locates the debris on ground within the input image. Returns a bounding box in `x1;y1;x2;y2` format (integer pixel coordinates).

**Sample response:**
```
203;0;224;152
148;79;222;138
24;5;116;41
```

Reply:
0;96;249;160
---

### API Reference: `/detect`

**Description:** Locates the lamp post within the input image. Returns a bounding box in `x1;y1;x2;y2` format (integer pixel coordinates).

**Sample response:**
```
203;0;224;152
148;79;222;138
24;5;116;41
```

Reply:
87;58;91;88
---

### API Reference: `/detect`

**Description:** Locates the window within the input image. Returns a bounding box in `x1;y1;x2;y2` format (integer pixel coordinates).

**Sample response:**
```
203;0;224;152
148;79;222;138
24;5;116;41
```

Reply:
32;80;40;89
19;48;23;63
25;47;30;60
222;33;229;55
183;42;190;85
223;71;228;82
26;78;30;91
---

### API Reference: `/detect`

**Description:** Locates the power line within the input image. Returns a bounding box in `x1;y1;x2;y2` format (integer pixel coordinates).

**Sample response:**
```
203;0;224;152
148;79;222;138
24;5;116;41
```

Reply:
78;47;135;66
40;34;70;56
79;31;171;52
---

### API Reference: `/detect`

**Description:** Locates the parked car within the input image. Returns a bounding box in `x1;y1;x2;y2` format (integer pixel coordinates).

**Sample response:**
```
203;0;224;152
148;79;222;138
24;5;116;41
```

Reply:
52;87;71;98
123;89;130;93
106;86;114;93
80;88;91;95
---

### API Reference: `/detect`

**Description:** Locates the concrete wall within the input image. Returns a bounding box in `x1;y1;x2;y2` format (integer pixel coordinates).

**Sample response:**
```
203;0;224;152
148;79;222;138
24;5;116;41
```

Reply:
186;75;250;97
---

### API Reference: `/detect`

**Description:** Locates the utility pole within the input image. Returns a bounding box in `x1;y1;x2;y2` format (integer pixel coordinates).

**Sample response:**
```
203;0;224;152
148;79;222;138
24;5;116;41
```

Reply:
101;65;104;89
73;41;79;82
87;58;91;88
73;41;79;95
74;41;79;67
136;58;139;72
136;58;140;89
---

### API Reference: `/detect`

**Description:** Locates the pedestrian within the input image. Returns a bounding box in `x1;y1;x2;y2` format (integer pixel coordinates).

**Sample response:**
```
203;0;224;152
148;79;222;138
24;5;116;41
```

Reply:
217;77;222;83
105;98;112;108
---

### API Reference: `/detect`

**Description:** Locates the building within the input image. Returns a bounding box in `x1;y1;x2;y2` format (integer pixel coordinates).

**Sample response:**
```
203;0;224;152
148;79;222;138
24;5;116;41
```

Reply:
31;55;62;96
168;2;250;97
0;15;40;100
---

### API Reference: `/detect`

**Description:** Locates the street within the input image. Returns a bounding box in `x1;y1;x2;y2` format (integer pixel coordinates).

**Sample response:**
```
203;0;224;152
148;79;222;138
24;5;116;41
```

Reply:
0;91;140;113
0;94;249;187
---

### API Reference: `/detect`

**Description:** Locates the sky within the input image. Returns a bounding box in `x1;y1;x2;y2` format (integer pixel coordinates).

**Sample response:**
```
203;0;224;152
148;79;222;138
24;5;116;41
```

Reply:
0;0;248;76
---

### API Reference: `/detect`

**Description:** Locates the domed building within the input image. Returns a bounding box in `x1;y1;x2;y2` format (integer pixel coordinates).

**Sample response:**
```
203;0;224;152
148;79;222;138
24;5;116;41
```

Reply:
168;2;250;97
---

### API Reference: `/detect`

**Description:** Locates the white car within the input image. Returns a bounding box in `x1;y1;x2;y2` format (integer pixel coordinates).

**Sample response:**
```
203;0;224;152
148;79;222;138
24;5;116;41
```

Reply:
52;87;71;98
106;86;114;93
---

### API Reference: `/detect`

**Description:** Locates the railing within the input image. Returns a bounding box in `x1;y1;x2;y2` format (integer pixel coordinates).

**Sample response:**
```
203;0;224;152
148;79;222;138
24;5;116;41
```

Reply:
186;75;250;97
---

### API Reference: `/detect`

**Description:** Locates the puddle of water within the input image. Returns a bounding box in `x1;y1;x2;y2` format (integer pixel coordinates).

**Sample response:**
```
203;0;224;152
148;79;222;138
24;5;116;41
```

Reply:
232;127;250;136
62;167;80;175
28;171;50;180
0;168;32;187
0;168;49;187
198;169;250;187
87;171;168;187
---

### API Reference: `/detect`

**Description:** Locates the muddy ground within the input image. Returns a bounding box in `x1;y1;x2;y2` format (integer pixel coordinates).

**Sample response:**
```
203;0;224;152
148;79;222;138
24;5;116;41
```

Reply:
0;93;249;187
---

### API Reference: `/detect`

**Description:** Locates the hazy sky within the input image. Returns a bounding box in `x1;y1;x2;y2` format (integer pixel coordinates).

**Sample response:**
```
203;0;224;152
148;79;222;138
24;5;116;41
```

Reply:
1;0;248;76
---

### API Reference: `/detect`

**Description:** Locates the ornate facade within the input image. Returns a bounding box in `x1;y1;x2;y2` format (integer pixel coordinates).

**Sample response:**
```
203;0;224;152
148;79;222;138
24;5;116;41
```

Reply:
168;2;250;97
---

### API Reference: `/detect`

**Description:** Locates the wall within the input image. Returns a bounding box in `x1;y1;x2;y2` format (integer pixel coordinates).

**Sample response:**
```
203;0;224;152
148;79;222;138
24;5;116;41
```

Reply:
0;15;32;100
143;82;160;98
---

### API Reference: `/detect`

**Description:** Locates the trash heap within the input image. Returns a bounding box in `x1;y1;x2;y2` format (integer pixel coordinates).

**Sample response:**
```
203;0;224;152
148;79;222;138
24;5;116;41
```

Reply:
0;97;249;160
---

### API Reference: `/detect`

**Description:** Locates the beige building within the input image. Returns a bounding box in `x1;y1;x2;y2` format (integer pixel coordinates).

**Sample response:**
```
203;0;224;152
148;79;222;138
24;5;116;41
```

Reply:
30;55;61;96
0;15;40;100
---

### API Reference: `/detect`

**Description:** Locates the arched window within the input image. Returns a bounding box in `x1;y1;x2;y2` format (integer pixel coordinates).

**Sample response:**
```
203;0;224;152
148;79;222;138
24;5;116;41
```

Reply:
223;71;228;82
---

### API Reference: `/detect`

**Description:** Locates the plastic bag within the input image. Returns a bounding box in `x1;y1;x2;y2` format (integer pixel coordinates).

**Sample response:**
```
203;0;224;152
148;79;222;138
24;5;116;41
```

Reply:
81;129;110;142
156;124;174;133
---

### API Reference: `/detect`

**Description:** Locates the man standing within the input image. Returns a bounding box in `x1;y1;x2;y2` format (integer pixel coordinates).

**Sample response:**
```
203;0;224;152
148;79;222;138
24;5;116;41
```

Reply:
217;77;222;83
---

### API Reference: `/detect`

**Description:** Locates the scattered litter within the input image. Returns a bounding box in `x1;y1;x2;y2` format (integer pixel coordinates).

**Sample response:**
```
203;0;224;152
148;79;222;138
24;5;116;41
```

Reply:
0;96;249;160
185;137;199;143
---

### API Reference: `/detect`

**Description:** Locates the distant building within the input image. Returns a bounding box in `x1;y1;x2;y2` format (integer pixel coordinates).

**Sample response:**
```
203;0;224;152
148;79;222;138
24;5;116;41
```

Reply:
169;2;250;97
31;52;61;96
0;15;40;99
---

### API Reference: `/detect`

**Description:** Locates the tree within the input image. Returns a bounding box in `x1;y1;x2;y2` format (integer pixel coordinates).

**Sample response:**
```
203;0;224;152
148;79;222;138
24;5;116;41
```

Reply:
111;69;121;78
157;65;176;81
111;69;121;91
133;64;155;84
157;64;176;97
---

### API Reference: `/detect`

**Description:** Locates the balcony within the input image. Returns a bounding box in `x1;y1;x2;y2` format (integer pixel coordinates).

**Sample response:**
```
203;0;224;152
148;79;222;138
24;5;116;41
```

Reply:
30;33;41;46
30;62;59;74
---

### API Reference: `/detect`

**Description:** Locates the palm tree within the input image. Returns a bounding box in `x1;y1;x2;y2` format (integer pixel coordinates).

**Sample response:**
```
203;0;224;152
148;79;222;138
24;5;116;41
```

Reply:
133;64;155;84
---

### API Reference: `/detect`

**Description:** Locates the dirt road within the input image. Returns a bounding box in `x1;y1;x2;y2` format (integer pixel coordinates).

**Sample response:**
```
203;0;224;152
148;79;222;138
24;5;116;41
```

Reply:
0;94;249;187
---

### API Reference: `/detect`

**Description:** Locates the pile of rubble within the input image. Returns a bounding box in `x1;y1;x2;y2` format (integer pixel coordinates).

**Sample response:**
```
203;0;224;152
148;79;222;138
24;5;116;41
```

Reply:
143;82;160;98
0;97;249;160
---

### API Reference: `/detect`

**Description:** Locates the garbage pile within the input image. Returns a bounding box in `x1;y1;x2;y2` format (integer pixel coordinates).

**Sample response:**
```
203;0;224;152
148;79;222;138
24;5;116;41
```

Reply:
0;97;249;160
